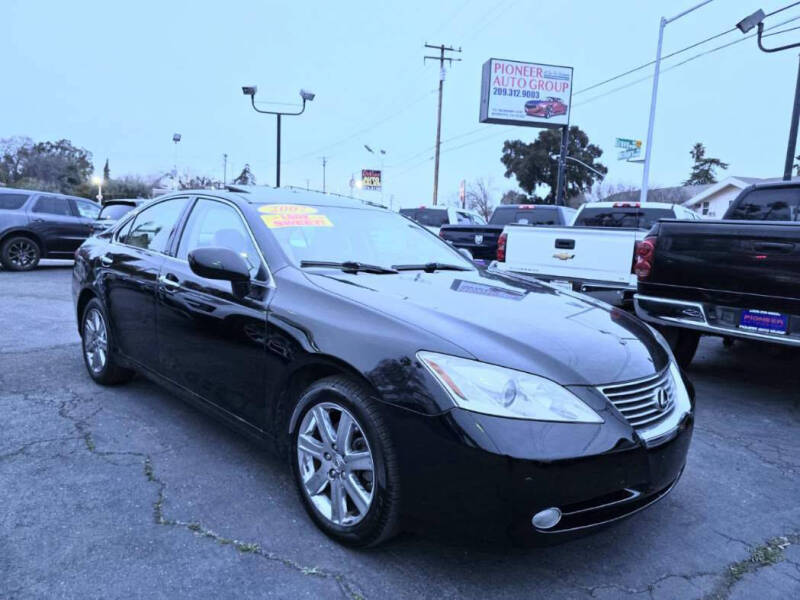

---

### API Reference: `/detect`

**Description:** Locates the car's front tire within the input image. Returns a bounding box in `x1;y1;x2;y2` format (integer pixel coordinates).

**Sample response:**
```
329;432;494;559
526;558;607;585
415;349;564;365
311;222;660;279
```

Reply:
658;326;700;369
80;298;134;385
290;375;401;547
1;236;41;271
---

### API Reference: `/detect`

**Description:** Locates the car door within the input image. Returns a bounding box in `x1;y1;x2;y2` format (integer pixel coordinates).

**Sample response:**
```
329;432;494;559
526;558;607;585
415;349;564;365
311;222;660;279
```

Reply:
73;198;101;241
27;195;86;256
156;196;272;425
100;196;190;371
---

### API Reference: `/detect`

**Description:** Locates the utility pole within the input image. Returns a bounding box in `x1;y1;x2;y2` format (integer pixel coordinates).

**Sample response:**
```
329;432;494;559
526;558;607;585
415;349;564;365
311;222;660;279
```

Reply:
640;0;713;204
424;43;461;206
223;153;228;186
321;156;328;193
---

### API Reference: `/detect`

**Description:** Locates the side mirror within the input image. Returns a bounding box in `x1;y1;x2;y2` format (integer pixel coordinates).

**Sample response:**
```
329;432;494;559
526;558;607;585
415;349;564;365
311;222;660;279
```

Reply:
188;247;250;282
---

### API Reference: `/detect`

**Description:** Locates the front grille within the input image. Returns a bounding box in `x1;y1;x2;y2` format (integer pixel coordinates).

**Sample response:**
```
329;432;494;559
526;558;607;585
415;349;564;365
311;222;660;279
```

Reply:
598;369;675;430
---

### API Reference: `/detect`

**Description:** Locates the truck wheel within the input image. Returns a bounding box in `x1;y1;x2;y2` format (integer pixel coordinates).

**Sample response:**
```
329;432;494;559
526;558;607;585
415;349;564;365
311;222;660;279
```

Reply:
1;236;41;271
658;326;700;369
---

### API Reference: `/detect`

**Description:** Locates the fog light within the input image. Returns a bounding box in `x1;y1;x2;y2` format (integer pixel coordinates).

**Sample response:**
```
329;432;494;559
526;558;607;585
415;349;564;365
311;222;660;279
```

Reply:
532;507;562;530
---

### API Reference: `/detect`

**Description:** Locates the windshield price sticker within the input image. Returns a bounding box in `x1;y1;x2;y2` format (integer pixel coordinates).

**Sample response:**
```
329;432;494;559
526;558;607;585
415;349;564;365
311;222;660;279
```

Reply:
259;204;318;215
261;213;333;229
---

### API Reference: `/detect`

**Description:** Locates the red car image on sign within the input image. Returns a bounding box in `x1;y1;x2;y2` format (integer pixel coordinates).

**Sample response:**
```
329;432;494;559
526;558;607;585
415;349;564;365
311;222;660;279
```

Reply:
524;97;568;119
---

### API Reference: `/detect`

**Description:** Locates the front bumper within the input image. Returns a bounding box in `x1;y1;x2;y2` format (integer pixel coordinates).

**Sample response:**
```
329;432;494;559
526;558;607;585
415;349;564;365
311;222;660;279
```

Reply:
379;391;693;541
635;293;800;347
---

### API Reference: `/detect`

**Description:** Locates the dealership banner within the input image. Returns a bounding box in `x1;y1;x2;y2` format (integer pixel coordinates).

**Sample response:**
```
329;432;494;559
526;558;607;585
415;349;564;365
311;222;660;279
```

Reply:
361;169;382;191
479;58;573;128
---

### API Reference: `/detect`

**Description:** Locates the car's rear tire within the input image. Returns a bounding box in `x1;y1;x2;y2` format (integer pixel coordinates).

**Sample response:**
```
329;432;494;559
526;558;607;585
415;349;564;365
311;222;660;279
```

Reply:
290;375;401;547
80;298;135;385
658;326;700;369
1;236;41;271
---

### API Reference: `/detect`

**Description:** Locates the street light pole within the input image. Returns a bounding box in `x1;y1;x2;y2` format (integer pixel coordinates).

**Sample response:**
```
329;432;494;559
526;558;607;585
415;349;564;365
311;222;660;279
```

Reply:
640;0;713;204
242;87;315;188
551;153;606;180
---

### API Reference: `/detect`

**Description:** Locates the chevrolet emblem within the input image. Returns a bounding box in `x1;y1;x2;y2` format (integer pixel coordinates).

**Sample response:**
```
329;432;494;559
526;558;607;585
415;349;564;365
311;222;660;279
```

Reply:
553;252;575;261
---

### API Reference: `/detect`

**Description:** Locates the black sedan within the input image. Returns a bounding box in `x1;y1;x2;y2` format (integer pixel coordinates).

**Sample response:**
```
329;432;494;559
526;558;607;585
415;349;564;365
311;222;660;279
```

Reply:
72;187;693;547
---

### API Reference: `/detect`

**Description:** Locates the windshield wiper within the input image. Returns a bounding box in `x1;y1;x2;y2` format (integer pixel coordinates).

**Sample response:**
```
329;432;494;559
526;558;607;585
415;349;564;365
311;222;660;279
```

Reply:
300;260;398;274
392;262;472;273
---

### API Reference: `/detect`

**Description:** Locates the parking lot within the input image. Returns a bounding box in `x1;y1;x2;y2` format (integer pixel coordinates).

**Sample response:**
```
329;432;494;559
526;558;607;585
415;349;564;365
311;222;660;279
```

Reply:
1;263;798;600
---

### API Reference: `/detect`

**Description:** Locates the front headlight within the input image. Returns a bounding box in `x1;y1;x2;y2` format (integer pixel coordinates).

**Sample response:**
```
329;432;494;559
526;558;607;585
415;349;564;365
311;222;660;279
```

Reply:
417;351;603;423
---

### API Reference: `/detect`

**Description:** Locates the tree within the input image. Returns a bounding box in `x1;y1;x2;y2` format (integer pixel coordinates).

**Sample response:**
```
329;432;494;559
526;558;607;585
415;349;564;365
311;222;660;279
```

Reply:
465;178;494;221
232;164;256;185
500;126;607;203
0;137;93;195
683;143;728;185
500;190;530;205
179;174;220;190
103;159;110;182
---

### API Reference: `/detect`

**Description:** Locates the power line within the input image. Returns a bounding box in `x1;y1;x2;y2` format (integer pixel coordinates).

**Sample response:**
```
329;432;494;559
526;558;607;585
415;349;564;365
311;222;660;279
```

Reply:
767;1;800;17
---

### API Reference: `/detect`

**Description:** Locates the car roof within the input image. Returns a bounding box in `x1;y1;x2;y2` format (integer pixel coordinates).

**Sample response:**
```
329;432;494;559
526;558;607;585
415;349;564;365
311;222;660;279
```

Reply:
176;185;388;210
583;201;677;209
748;180;800;190
495;204;566;209
0;187;84;201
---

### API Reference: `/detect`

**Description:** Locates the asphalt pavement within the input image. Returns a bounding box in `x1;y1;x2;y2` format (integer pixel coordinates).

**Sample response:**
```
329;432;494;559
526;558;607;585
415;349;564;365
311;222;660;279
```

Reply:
1;263;799;599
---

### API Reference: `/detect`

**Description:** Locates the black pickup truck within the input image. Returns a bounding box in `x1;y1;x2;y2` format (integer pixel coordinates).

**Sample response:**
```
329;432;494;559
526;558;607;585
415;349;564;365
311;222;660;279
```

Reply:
438;204;576;262
634;180;800;367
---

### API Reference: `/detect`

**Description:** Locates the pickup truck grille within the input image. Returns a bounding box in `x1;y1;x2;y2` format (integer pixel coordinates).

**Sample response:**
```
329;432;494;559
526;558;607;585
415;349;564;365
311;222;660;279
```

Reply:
598;369;675;430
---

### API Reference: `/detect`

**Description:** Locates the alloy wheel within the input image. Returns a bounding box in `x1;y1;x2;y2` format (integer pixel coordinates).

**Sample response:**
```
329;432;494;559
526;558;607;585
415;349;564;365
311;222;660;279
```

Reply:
296;401;375;527
83;308;108;374
8;240;37;268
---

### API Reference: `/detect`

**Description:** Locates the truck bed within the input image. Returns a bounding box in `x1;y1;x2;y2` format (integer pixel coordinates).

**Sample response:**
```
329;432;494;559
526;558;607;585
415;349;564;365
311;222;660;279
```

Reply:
641;219;800;315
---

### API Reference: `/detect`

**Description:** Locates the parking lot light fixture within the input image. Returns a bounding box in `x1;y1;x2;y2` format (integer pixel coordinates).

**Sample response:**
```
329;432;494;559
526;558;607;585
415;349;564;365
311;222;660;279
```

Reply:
242;86;315;188
91;175;103;203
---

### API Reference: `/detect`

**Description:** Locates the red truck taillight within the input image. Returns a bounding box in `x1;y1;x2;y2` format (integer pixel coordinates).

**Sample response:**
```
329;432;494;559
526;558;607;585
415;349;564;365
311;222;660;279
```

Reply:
497;233;507;262
634;236;657;279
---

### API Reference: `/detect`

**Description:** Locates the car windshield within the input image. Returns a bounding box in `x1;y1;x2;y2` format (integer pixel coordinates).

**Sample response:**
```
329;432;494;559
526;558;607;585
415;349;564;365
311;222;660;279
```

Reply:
726;188;800;221
490;207;560;225
262;205;473;270
399;208;448;227
98;204;136;220
575;207;674;229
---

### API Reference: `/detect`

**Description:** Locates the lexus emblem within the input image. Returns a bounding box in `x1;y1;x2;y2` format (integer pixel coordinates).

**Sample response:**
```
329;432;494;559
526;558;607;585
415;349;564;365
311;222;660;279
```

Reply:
655;387;668;410
475;234;483;244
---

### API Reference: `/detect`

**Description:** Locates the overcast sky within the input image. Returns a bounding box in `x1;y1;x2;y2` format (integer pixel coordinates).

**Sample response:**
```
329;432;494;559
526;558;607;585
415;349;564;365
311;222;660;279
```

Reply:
5;0;800;207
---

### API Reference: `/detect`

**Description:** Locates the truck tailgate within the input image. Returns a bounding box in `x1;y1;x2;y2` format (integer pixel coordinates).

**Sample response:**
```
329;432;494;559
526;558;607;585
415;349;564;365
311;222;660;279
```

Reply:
503;226;639;285
652;220;800;301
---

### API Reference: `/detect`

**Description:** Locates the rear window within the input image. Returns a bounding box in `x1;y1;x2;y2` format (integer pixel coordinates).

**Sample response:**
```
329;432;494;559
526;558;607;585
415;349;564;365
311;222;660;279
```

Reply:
575;207;674;229
490;207;560;226
0;193;29;210
399;208;448;227
99;204;136;220
726;188;800;221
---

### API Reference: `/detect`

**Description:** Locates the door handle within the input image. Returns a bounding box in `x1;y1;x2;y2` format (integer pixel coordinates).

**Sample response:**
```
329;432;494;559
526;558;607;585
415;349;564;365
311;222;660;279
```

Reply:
555;239;575;250
752;241;793;253
100;255;113;266
32;218;45;223
158;274;181;290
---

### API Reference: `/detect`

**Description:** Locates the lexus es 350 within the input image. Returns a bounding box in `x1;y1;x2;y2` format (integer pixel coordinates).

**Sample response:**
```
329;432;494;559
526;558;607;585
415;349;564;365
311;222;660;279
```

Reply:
72;186;694;547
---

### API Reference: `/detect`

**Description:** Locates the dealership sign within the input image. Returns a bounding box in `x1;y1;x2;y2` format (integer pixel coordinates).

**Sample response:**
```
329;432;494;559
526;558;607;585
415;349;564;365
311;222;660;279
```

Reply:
361;169;382;191
479;58;573;128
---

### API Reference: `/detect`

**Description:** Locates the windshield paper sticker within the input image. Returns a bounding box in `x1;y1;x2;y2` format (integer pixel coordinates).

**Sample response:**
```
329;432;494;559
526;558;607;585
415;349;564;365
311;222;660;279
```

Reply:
259;204;318;215
261;213;333;229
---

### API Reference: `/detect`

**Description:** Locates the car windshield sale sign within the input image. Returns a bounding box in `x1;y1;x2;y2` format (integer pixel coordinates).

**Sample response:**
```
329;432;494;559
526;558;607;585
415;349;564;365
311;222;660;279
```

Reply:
479;58;573;128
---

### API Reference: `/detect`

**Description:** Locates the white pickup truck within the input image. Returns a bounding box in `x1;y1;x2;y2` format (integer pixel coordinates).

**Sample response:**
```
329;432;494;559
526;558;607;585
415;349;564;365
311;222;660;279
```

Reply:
493;202;701;305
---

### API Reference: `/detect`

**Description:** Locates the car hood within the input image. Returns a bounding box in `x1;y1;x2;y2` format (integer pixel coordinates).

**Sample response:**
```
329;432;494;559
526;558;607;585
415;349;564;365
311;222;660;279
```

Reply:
304;267;670;386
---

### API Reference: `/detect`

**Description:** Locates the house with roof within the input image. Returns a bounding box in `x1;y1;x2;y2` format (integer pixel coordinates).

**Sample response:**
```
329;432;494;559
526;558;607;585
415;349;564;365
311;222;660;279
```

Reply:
680;176;764;218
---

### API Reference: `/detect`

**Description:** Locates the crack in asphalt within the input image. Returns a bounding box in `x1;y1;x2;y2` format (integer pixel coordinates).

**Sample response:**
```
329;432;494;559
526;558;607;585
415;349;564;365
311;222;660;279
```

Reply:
694;425;799;475
701;534;800;600
25;392;370;600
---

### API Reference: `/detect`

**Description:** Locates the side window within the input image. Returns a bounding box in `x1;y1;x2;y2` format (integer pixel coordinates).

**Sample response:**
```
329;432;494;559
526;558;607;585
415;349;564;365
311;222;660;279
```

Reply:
123;197;188;253
33;195;72;216
75;199;100;219
0;193;30;210
456;212;473;224
177;198;265;281
116;216;134;242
